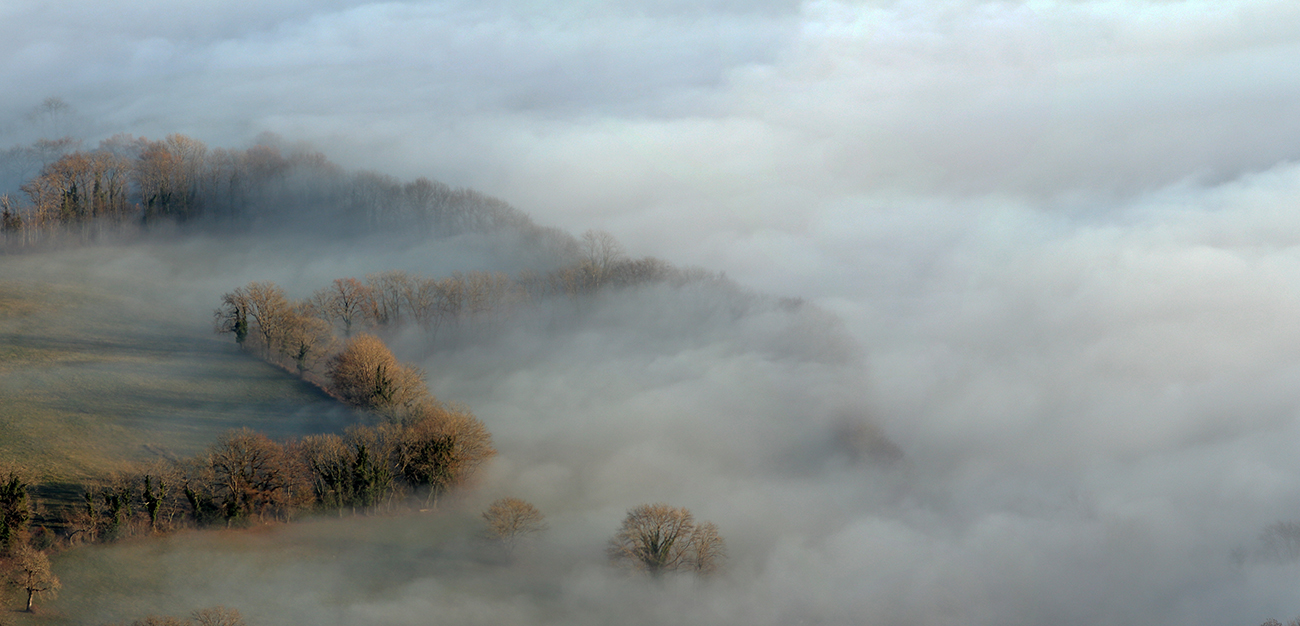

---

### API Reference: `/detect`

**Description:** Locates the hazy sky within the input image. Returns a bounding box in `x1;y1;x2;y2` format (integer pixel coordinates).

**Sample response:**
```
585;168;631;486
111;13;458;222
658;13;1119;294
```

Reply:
5;1;1300;308
8;1;1300;624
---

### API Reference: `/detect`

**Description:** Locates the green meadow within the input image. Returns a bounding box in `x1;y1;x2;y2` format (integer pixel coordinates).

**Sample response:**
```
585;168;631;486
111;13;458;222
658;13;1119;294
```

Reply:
0;277;352;496
0;274;384;623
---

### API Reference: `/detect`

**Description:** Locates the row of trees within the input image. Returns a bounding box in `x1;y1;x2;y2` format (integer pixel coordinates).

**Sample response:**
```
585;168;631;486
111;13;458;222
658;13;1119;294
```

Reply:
0;132;567;245
4;486;723;612
215;246;722;382
2;133;262;234
62;416;492;542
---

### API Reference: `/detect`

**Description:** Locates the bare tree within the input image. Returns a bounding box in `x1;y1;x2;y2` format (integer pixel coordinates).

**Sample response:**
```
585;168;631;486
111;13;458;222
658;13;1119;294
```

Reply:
242;281;291;357
135;138;181;220
406;275;442;332
28;97;71;136
397;402;495;507
215;281;290;356
687;521;725;574
165;133;208;217
0;194;23;239
312;277;374;336
607;504;725;576
192;606;246;626
482;497;546;552
463;271;519;318
580;229;626;288
207;429;303;524
365;270;412;326
115;607;245;626
87;150;133;219
277;302;335;375
326;333;427;413
4;544;60;612
606;256;673;288
436;274;467;329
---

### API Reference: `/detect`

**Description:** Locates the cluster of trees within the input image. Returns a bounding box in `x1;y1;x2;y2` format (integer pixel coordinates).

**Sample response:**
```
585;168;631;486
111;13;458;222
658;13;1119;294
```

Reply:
607;503;725;576
0;131;570;246
214;273;522;415
476;498;726;577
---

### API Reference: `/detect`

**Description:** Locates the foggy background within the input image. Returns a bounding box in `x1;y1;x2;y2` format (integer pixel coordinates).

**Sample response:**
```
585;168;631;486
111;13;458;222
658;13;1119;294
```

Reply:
6;1;1300;624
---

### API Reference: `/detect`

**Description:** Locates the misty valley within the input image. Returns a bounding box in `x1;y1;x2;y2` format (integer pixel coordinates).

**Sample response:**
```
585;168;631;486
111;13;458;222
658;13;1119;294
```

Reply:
0;133;873;625
10;3;1300;624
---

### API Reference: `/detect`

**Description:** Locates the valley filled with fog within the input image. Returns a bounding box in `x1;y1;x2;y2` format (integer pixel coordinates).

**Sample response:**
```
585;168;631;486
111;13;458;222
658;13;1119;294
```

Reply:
5;1;1300;625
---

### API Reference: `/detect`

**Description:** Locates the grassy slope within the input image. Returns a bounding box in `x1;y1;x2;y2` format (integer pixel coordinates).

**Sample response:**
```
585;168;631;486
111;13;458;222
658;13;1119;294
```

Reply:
0;281;504;625
0;278;354;493
0;272;379;623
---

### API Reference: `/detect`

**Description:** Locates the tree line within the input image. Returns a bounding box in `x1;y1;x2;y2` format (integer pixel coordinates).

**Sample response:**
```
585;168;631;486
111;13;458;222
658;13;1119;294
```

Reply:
0;131;572;247
213;238;730;388
68;411;492;540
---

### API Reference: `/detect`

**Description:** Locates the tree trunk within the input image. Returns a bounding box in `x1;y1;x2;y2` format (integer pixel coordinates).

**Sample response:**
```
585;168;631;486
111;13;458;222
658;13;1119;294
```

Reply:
26;588;34;612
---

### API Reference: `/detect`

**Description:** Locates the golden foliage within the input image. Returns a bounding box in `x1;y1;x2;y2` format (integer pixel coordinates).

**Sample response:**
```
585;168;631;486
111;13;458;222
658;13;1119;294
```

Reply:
326;333;427;412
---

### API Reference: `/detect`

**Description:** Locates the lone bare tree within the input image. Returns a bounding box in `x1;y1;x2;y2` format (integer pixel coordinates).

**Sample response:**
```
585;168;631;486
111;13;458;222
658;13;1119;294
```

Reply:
5;544;60;612
607;503;725;576
482;497;546;552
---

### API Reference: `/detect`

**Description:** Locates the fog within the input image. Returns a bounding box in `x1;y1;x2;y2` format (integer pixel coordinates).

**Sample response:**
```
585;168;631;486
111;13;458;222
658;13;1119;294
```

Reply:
7;1;1300;624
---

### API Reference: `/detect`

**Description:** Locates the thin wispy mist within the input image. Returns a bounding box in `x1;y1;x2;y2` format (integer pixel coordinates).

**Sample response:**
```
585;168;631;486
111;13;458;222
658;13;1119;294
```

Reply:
7;1;1300;625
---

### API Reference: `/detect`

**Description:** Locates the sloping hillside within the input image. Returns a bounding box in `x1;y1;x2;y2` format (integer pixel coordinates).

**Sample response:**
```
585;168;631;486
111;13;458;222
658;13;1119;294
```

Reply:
0;278;353;488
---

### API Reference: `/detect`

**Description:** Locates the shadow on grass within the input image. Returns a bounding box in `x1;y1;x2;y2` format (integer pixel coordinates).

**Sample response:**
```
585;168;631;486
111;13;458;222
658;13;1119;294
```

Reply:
0;331;213;362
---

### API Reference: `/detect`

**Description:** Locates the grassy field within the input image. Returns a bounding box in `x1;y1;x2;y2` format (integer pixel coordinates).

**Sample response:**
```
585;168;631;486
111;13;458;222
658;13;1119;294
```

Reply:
0;277;356;499
0;263;446;624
